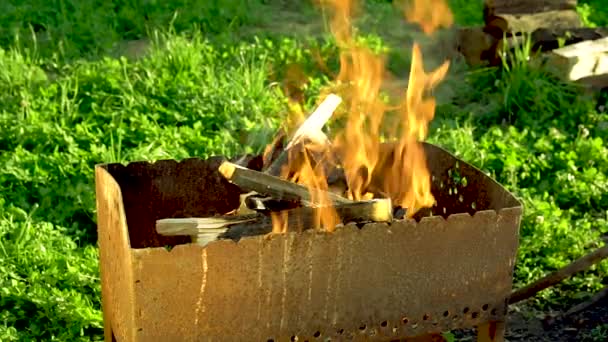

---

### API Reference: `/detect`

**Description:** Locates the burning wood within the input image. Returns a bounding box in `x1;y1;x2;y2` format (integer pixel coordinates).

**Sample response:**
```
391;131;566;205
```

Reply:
263;93;341;177
156;199;393;245
218;161;351;206
157;0;453;243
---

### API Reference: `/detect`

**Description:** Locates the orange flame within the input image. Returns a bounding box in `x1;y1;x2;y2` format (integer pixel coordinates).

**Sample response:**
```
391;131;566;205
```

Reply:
271;0;452;233
403;0;453;35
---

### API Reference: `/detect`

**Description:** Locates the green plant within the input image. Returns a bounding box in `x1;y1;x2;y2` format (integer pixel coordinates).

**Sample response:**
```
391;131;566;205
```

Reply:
581;324;608;342
578;0;608;27
0;201;102;341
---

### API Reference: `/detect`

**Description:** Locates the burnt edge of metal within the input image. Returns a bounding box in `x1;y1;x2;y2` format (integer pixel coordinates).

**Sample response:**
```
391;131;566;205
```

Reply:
95;142;523;341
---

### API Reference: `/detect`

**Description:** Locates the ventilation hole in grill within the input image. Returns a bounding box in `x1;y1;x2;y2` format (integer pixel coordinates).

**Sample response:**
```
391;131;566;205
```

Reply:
471;202;477;210
491;308;498;316
290;336;297;341
381;321;388;327
267;339;274;342
472;312;480;319
359;324;366;331
401;317;409;324
313;331;321;338
452;315;459;321
463;307;470;314
482;304;489;311
422;314;430;321
337;329;344;335
443;310;450;317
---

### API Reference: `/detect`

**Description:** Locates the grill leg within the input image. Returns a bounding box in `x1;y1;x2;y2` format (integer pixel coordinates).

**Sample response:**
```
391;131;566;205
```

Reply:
476;321;505;342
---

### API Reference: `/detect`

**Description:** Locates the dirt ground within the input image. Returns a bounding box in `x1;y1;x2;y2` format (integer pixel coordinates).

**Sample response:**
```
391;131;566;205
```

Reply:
452;295;608;342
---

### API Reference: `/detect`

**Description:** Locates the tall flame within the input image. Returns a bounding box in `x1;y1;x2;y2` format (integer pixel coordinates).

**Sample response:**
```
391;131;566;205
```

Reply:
273;0;452;233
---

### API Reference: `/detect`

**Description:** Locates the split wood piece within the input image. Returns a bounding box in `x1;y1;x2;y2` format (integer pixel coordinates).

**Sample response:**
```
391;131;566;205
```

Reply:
484;0;580;36
264;94;341;177
245;166;349;213
484;0;577;18
220;198;393;241
456;26;608;68
530;27;608;52
219;161;352;206
509;244;608;304
156;214;261;246
156;214;260;236
286;93;341;150
484;11;582;39
561;285;608;318
541;37;608;88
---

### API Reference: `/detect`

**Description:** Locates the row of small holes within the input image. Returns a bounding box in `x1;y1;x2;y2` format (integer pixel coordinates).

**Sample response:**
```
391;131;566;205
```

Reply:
271;304;499;341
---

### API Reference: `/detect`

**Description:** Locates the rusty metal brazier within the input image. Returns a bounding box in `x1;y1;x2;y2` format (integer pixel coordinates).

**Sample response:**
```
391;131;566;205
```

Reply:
94;142;522;341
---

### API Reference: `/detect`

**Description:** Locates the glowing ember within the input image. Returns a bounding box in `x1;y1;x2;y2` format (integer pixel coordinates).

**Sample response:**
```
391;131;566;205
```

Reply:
272;0;453;232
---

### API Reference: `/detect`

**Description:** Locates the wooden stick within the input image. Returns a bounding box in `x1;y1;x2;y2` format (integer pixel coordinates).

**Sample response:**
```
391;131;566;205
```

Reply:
265;94;341;176
286;93;341;150
509;244;608;304
219;161;352;206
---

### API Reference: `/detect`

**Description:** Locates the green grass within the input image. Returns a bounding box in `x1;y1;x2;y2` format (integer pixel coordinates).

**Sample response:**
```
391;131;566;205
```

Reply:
0;0;607;340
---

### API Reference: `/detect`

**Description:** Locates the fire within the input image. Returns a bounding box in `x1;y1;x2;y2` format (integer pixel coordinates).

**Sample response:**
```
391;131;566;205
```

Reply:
402;0;453;35
272;0;452;232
